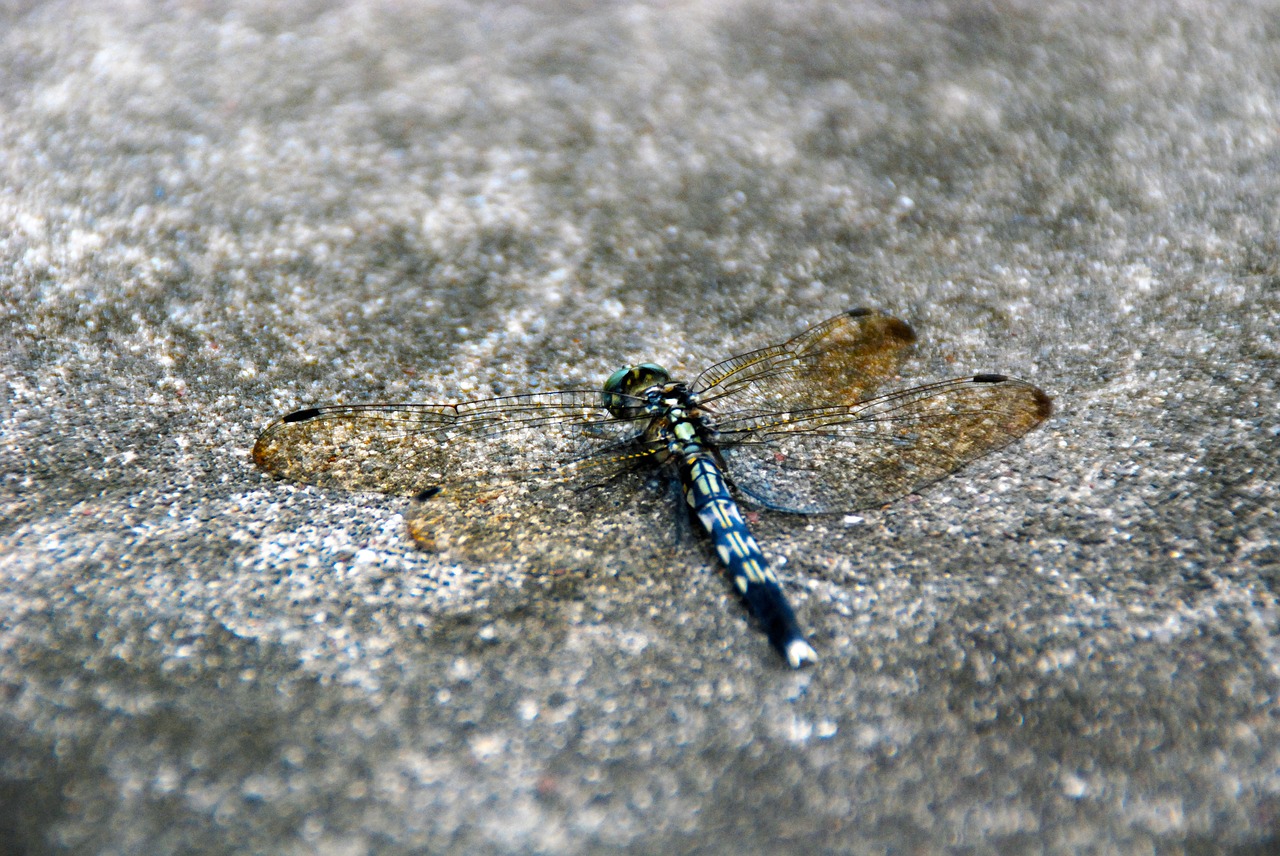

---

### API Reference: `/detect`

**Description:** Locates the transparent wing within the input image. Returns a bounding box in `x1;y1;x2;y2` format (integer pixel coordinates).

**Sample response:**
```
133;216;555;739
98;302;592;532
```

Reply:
251;390;650;495
717;375;1052;514
252;390;686;569
404;466;686;570
693;308;917;415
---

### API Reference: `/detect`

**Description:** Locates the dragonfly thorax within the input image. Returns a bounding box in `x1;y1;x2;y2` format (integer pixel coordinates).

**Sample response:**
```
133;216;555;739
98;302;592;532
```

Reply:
638;383;722;462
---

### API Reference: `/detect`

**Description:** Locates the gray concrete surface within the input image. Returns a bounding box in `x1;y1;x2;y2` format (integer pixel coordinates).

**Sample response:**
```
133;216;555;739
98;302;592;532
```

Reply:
2;1;1278;853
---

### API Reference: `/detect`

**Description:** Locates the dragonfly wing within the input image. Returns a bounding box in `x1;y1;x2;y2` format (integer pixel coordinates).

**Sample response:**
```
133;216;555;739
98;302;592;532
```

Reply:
693;308;917;413
405;465;685;570
253;391;685;569
251;391;645;496
718;375;1052;514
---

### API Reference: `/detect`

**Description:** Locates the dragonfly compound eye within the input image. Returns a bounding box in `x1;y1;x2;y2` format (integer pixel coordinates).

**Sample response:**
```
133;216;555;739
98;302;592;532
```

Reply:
601;363;670;416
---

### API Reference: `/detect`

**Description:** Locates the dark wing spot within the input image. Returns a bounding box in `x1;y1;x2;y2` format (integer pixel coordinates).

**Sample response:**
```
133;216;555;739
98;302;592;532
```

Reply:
846;307;872;317
972;373;1008;383
885;317;917;345
414;485;443;502
282;407;323;424
1033;388;1054;418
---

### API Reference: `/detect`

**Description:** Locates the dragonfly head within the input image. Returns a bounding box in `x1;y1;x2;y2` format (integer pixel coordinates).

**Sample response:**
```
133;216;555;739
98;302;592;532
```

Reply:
602;362;670;417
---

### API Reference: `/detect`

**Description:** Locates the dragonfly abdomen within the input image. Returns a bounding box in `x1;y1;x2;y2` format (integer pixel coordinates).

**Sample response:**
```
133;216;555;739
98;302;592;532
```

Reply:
677;447;818;668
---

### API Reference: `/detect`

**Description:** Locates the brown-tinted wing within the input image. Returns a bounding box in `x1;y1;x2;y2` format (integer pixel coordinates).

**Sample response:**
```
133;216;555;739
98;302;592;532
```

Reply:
253;391;687;569
692;308;917;415
404;466;685;571
717;375;1052;514
251;391;647;496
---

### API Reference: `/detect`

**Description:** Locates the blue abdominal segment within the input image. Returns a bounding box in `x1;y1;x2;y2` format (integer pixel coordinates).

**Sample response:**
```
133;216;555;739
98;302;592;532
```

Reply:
679;449;818;668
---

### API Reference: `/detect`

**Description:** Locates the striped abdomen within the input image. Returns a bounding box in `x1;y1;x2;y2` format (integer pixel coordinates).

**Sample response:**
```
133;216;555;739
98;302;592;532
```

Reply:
678;448;817;668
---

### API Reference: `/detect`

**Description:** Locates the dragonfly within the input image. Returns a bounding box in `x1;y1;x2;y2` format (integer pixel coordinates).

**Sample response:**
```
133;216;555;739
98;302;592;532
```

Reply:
252;308;1052;668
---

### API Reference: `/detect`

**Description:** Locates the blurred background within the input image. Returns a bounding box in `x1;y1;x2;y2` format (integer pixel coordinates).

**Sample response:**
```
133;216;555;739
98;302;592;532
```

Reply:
1;1;1277;853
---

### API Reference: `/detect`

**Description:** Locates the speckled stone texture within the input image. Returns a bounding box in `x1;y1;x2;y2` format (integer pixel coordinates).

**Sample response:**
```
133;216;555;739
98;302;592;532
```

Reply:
1;1;1277;854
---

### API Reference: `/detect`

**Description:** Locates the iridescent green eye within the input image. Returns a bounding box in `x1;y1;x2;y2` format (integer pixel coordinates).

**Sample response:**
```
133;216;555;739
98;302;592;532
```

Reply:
603;366;633;397
601;363;669;415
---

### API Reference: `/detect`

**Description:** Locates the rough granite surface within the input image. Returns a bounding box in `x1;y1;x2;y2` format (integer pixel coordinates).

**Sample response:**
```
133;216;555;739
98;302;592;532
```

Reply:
1;1;1278;854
